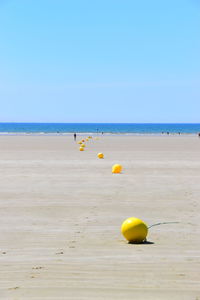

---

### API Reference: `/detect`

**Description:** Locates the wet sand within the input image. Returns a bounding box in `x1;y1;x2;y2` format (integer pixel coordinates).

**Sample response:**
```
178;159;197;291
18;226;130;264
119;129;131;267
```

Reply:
0;135;200;299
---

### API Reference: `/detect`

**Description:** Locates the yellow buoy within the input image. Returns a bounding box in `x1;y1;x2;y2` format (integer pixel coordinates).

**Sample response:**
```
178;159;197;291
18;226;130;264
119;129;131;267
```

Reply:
81;144;86;148
79;147;84;151
121;217;148;243
98;153;104;159
82;139;85;142
112;164;122;173
86;138;89;141
78;141;82;144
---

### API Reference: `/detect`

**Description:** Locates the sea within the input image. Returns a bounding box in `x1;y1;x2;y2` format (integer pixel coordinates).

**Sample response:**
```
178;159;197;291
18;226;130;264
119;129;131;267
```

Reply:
0;123;200;135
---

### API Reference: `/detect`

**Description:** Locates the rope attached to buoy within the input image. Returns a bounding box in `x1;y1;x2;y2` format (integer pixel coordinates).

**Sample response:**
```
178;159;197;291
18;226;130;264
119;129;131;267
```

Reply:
148;221;180;229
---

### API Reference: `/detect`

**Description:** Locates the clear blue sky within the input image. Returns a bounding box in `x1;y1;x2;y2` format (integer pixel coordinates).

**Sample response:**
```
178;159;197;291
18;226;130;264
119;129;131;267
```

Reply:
0;0;200;123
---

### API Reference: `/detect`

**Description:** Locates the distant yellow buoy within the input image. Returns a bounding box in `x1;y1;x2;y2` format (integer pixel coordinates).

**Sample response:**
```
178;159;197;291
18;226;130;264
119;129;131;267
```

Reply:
78;141;82;144
112;164;122;173
79;147;84;151
82;139;85;142
86;138;89;141
98;153;104;159
121;217;148;243
81;144;86;148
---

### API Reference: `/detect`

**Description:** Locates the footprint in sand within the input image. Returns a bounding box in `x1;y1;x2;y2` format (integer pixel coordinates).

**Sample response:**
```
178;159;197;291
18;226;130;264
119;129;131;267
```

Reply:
69;240;76;248
56;251;64;255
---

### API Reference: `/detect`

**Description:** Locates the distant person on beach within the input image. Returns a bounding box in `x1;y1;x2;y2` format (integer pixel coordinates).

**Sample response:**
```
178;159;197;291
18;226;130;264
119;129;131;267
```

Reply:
198;132;200;137
74;133;77;141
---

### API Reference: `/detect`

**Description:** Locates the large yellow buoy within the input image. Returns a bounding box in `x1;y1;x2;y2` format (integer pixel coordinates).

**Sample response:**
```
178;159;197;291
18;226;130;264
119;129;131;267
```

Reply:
112;164;122;173
98;153;104;159
121;217;148;243
79;147;84;151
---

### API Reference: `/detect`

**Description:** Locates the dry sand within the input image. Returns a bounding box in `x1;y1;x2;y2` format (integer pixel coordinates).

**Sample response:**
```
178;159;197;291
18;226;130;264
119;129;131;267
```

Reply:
0;135;199;299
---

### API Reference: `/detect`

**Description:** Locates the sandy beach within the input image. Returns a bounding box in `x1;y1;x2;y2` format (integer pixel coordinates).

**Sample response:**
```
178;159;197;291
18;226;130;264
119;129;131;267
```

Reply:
0;135;199;299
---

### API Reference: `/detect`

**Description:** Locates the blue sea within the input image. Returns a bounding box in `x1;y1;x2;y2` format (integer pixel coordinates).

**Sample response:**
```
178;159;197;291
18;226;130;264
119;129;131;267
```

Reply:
0;123;200;135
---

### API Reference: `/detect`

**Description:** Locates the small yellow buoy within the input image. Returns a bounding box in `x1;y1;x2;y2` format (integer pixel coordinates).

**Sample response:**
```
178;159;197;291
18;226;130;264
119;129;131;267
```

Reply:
79;147;84;151
98;153;104;159
81;144;86;148
86;138;89;141
82;139;85;142
112;164;122;173
121;217;148;243
78;141;82;144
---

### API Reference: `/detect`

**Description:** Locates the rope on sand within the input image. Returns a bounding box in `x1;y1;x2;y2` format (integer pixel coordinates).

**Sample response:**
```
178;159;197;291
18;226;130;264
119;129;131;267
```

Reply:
148;221;180;229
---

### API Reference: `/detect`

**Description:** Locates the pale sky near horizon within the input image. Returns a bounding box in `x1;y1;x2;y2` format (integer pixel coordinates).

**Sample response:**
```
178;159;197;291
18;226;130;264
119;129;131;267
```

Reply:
0;0;200;123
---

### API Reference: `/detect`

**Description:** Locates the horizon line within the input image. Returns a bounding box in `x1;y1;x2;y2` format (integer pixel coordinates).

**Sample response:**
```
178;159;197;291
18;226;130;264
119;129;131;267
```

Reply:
0;122;200;125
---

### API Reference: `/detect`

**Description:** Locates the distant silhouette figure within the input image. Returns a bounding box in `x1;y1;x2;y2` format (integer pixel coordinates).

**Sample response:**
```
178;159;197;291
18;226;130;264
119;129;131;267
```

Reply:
198;132;200;137
74;133;77;141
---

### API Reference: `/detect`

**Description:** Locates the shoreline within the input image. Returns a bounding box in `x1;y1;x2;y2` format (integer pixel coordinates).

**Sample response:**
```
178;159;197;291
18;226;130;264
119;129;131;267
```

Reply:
0;132;198;136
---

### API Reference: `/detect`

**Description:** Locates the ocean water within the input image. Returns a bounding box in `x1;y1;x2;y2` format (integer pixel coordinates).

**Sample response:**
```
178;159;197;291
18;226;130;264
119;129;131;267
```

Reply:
0;123;200;135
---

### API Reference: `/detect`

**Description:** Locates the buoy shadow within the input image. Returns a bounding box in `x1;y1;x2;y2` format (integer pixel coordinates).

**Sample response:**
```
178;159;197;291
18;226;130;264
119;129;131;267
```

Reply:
128;240;154;245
